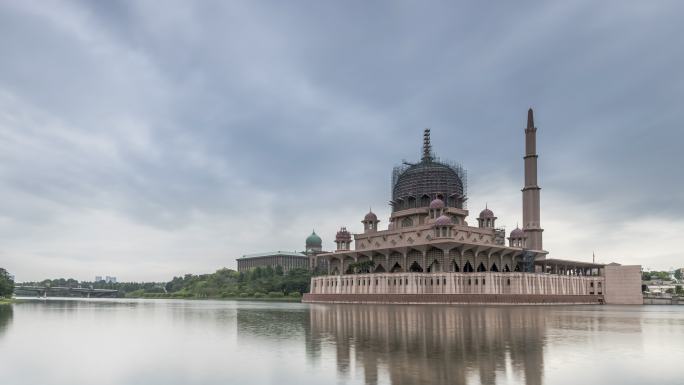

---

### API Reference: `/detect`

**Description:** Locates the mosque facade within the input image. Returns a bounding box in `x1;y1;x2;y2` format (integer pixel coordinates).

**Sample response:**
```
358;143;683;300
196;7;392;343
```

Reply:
304;110;642;305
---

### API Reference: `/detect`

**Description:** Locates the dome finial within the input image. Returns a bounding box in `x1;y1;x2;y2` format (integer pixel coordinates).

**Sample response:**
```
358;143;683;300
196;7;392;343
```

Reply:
422;128;433;162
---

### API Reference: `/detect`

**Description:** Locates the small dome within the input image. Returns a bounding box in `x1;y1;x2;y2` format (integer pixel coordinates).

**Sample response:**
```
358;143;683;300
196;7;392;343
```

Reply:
335;227;352;242
429;198;445;209
510;227;525;238
364;211;378;222
305;231;322;248
479;208;494;218
434;215;453;226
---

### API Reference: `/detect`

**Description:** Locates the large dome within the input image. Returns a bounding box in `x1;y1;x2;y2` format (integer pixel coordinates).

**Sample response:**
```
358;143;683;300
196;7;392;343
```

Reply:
391;159;466;211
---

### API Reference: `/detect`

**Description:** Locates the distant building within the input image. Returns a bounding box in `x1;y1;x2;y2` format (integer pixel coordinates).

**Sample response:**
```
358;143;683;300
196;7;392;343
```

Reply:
95;276;103;282
236;231;329;273
105;276;117;283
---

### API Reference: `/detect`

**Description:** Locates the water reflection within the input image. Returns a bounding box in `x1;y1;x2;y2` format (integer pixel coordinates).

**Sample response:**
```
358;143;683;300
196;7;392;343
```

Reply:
307;305;546;385
0;304;13;338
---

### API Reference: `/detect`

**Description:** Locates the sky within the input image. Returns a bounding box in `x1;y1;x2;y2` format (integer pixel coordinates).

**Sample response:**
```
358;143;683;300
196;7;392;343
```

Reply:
0;1;682;282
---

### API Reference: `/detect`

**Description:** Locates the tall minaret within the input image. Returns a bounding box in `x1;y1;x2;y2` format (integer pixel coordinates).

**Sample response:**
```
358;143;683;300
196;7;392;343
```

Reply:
522;108;543;250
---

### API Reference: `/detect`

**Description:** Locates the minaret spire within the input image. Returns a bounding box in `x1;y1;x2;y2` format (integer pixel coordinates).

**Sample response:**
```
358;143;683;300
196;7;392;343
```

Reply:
422;128;433;162
527;108;534;129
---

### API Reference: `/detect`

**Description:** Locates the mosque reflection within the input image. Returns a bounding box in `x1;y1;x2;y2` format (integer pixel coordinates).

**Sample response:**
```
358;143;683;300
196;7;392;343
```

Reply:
306;305;545;385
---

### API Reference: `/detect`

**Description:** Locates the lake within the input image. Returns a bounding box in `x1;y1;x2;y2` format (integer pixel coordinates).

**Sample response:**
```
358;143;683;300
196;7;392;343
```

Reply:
0;299;682;385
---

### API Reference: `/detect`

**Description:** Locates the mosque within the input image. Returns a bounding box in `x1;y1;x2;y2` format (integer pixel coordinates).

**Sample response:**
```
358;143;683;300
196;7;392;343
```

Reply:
303;109;642;305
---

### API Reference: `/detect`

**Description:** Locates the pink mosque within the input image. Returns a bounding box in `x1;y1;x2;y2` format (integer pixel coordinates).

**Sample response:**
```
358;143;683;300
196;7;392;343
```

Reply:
304;109;642;305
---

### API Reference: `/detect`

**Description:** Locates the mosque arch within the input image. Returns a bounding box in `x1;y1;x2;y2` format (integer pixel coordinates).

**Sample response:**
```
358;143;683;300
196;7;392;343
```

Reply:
401;217;414;227
477;262;486;272
490;263;499;272
374;264;386;273
448;249;460;272
409;261;424;273
503;264;511;272
388;252;403;272
426;248;445;271
463;261;474;273
407;249;423;272
390;262;403;273
428;259;441;273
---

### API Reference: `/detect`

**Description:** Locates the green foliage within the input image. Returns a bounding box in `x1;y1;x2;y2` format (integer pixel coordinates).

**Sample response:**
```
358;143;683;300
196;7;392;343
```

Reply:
0;268;15;298
164;267;311;299
348;260;376;274
642;271;673;281
675;269;683;281
675;285;683;295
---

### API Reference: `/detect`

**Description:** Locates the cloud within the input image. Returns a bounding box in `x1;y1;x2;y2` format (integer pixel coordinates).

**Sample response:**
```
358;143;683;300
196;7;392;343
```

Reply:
0;0;682;281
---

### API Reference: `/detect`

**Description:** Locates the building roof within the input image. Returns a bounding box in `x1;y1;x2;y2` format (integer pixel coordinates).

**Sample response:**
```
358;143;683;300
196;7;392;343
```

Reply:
240;251;307;259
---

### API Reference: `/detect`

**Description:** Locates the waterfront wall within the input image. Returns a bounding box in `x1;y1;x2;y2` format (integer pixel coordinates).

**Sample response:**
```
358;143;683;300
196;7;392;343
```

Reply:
308;272;604;298
303;293;602;305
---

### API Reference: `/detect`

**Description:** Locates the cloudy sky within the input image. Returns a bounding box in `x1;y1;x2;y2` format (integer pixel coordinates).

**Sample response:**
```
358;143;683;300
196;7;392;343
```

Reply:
1;1;682;282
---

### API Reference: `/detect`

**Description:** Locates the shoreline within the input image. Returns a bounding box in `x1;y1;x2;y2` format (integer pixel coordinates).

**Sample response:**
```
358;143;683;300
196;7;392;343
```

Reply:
13;296;302;303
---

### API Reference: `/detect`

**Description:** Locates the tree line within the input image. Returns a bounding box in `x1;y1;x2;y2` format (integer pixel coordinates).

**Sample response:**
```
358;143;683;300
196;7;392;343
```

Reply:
0;268;14;298
11;266;311;299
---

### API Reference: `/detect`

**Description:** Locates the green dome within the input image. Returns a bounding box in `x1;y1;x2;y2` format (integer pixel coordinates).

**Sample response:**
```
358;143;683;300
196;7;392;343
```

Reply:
306;230;322;248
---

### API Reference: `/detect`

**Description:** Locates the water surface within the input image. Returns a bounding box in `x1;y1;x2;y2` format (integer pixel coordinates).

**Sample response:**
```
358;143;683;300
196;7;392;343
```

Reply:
0;299;682;385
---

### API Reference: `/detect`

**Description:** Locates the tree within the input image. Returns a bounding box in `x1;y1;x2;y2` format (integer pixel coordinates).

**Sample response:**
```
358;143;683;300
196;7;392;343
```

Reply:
0;268;15;298
675;269;683;281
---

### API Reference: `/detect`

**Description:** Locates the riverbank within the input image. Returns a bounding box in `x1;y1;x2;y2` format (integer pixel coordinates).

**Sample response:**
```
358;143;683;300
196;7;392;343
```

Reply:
125;292;303;302
0;298;17;305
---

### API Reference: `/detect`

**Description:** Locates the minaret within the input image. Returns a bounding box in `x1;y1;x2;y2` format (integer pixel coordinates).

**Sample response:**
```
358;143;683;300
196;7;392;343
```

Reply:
522;108;543;250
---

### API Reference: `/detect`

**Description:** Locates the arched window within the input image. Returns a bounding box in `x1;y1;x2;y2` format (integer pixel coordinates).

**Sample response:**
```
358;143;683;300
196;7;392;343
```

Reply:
401;217;414;228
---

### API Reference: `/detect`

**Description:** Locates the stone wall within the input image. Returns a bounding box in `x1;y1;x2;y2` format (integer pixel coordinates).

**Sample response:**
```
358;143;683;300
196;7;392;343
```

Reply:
303;293;602;305
310;272;603;297
603;265;642;304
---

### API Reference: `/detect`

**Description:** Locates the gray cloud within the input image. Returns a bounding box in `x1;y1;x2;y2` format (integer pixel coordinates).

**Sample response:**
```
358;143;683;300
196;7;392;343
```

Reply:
0;0;682;281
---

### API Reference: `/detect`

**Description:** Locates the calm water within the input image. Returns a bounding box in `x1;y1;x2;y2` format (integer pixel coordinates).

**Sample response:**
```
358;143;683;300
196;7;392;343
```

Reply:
0;299;683;385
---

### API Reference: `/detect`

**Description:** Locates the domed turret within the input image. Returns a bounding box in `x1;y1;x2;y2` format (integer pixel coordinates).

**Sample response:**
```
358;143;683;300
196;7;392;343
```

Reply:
305;230;322;251
434;215;454;238
429;198;445;209
364;211;378;221
362;209;380;233
509;226;525;248
477;205;497;229
434;215;453;226
479;208;494;218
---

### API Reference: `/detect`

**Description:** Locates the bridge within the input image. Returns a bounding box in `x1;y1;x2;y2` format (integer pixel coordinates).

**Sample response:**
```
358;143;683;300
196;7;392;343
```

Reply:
14;286;120;298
